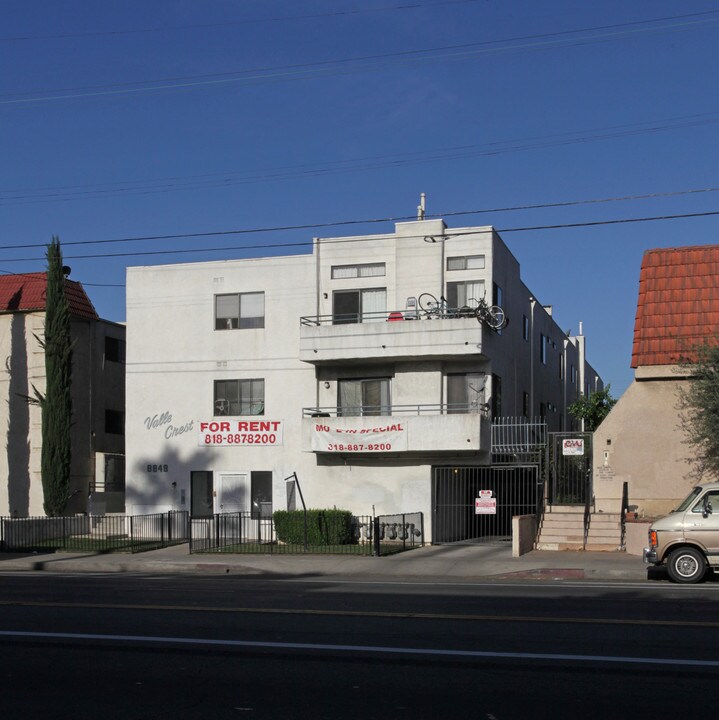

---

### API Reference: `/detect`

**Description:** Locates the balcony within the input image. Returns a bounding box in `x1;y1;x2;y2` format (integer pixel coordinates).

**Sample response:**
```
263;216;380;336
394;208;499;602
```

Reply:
299;309;489;364
301;404;491;454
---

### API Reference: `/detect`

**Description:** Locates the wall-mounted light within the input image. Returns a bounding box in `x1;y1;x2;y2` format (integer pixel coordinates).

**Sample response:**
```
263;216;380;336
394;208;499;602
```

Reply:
323;381;331;389
323;293;328;299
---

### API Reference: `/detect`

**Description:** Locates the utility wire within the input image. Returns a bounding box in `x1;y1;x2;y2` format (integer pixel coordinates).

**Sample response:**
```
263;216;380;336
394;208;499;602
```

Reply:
3;11;718;105
0;1;482;42
3;114;719;205
1;186;718;251
2;208;719;266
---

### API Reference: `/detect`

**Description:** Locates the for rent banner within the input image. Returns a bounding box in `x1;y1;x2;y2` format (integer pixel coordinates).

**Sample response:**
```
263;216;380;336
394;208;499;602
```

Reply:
199;420;283;447
311;421;408;453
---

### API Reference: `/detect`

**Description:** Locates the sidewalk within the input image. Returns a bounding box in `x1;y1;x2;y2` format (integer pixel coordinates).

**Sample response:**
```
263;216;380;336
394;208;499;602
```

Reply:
0;542;651;582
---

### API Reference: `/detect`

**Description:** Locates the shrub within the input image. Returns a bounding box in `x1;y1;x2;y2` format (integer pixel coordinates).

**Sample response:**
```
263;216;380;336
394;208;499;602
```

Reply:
273;509;354;545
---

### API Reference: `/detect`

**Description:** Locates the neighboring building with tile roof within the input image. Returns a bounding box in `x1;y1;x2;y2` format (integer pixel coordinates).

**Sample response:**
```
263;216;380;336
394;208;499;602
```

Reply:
0;272;125;517
631;245;719;367
594;245;719;520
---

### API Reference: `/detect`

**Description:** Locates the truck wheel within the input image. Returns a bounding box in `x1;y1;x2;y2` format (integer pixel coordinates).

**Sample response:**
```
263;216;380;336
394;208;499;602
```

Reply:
667;547;707;584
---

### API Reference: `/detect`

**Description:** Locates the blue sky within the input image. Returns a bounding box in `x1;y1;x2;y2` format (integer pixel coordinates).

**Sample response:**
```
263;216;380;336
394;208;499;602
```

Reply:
3;1;719;396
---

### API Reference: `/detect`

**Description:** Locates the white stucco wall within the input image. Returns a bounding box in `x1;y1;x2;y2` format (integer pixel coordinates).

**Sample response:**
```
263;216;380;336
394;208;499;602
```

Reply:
125;221;604;540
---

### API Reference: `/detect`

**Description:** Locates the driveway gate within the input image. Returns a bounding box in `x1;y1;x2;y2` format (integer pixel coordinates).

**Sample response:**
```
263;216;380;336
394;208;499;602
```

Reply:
432;465;540;544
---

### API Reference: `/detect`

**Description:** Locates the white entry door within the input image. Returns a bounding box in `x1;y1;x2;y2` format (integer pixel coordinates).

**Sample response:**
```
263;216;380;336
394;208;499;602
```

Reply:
216;472;249;514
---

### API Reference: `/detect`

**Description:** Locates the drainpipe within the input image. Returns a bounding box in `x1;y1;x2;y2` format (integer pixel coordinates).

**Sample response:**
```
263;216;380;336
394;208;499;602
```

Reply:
529;297;536;417
315;237;321;409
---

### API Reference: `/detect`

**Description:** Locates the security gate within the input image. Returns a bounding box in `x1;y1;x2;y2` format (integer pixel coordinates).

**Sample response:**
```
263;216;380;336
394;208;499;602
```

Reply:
432;465;541;544
548;432;592;505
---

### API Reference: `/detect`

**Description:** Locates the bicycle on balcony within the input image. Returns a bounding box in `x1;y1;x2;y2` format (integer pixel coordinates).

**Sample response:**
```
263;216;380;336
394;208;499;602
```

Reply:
418;293;507;330
472;295;507;331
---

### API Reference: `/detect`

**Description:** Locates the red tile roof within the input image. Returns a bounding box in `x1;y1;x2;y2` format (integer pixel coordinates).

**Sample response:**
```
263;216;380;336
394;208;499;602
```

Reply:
0;272;99;321
632;245;719;367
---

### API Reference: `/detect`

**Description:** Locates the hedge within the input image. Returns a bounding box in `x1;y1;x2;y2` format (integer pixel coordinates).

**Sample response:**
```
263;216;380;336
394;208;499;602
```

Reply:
272;509;355;545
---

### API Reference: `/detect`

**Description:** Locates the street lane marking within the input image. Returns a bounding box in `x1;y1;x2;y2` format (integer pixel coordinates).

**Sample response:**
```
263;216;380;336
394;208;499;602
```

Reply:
1;629;718;669
0;599;718;628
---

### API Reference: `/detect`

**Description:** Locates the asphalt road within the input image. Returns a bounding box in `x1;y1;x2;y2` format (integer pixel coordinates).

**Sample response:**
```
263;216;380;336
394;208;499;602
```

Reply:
1;573;718;719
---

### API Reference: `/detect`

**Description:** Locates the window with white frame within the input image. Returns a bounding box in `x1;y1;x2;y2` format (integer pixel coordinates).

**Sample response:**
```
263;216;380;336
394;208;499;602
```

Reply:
446;255;485;271
338;378;390;416
214;379;265;416
446;280;485;309
215;292;265;330
331;263;385;279
332;288;386;324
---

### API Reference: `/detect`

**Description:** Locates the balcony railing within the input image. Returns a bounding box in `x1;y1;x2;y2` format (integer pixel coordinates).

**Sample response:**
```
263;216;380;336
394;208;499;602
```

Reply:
300;307;477;326
302;403;489;417
299;308;488;363
302;406;490;453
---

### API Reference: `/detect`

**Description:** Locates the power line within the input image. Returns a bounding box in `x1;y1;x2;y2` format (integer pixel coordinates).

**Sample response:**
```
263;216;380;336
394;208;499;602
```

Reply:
2;186;719;252
3;116;719;205
0;1;481;42
2;208;719;267
3;11;718;105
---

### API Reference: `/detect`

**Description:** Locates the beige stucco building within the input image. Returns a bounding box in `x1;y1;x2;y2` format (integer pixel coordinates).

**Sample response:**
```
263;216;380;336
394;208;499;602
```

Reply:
594;245;719;518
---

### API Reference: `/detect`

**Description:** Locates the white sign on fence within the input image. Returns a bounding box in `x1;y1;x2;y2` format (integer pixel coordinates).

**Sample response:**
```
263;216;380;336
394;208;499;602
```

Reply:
475;491;497;515
562;438;585;456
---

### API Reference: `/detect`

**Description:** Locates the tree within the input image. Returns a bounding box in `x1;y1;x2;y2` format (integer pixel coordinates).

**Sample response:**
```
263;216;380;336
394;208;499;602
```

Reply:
34;237;74;516
677;339;719;480
568;385;617;432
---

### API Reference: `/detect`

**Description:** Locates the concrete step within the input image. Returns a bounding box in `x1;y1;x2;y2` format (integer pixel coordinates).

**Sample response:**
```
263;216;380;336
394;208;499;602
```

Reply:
585;542;622;552
587;527;621;539
535;541;585;551
540;521;585;532
536;534;585;544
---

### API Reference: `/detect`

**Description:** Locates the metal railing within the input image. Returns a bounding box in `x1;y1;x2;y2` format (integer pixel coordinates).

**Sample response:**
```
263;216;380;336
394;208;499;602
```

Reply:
620;481;629;550
300;308;474;326
190;511;424;556
0;511;189;554
304;403;488;417
491;417;547;455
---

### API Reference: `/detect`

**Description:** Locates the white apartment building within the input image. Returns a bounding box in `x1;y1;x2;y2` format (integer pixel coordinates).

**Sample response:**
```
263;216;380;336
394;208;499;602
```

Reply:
125;218;602;541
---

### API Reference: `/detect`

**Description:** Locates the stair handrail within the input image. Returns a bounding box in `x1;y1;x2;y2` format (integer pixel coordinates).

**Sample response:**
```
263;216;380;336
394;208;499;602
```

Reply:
620;481;629;550
583;469;591;549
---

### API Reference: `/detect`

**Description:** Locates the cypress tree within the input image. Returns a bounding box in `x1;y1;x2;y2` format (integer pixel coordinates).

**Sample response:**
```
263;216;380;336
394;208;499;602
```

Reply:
39;237;73;516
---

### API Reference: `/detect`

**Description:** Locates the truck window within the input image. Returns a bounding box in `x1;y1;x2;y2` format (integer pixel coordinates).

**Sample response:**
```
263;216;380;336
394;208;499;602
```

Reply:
674;487;703;513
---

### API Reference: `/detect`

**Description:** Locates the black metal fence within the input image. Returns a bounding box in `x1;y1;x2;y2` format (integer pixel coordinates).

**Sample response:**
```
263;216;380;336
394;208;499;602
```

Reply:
0;511;189;554
189;511;424;556
433;465;540;544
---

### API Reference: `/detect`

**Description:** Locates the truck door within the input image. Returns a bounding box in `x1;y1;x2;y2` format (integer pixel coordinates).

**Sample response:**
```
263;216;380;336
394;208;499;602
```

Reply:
685;489;719;559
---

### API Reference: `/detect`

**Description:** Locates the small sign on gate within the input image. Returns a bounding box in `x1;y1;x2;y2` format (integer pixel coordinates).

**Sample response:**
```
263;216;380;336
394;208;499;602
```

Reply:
562;438;585;456
475;490;496;515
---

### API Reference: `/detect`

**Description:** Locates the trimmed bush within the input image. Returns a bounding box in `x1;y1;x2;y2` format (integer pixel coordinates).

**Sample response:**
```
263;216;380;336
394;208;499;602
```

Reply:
273;509;354;545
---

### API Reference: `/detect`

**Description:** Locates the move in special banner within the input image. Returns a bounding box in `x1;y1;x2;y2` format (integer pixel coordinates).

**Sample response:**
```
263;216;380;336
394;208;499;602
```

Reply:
199;420;283;447
311;421;408;453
